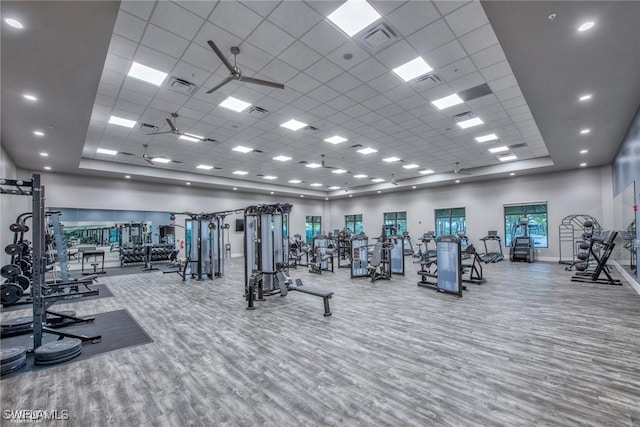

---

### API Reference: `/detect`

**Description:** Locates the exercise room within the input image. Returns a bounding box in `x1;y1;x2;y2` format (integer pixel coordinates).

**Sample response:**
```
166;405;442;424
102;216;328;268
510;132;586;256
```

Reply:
1;0;639;425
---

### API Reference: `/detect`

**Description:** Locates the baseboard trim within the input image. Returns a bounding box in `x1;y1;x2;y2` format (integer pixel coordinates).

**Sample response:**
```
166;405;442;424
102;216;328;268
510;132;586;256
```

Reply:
612;261;640;295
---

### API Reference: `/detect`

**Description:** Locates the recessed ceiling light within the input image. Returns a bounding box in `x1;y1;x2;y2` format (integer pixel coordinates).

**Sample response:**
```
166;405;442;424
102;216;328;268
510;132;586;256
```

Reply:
475;133;498;143
325;197;329;200
288;179;302;184
23;94;38;101
431;94;463;110
40;152;48;157
412;185;417;189
233;187;237;190
499;154;517;162
403;164;419;169
127;62;168;86
305;163;322;169
273;155;292;162
179;134;203;142
579;94;593;102
455;179;460;183
108;115;136;128
580;128;591;134
578;21;595;32
300;195;304;198
457;117;484;129
44;166;51;170
151;157;171;164
489;146;509;154
580;149;589;154
354;174;368;178
263;175;277;180
419;169;435;175
329;186;341;190
186;182;191;186
97;148;118;155
219;96;251;112
371;178;385;183
197;164;214;170
331;169;347;174
233;170;249;175
327;0;381;37
349;194;353;198
4;18;24;29
377;190;382;194
392;57;433;82
357;147;378;155
382;157;401;163
33;131;45;136
271;191;275;195
125;175;131;179
510;173;516;176
324;135;348;144
232;145;253;153
580;162;587;167
280;119;307;131
310;183;323;187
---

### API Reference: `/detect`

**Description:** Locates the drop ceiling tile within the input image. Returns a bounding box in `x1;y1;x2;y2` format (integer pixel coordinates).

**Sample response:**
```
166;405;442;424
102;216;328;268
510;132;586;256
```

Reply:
269;86;304;104
268;1;323;38
108;34;138;60
449;71;486;93
134;45;179;75
349;57;389;83
361;94;393;110
343;103;370;118
386;1;439;37
304;1;343;18
383;84;416;102
326;40;370;71
141;24;190;59
103;53;132;75
118;88;153;107
479;61;513;83
247;20;295;57
494;86;523;102
375;39;419;69
241;0;280;17
277;41;323;71
122;79;161;98
444;1;488;37
174;0;217;18
396;93;428;110
94;93;117;108
304;58;343;83
436;57;477;83
327;112;352;125
426;40;467;68
194;22;243;54
210;1;264;39
500;95;526;110
150;1;204;41
469;44;505;70
120;0;155;20
345;84;378;103
257;58;297;85
326;95;357;112
488;74;518;93
307;85;341;103
300;20;348;56
113;11;147;42
459;24;499;55
368;73;403;93
100;69;127;88
169;62;210;88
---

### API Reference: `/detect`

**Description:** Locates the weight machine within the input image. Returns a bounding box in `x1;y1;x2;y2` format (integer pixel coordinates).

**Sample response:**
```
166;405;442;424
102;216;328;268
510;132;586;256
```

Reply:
309;234;334;274
350;233;369;278
418;235;466;297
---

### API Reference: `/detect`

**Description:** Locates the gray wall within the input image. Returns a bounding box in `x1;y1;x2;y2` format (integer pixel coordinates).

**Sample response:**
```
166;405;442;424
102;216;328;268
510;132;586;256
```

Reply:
1;146;30;265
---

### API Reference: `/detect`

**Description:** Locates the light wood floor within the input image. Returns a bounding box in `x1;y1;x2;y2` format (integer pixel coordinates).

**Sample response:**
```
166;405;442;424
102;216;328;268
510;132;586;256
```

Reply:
1;258;639;426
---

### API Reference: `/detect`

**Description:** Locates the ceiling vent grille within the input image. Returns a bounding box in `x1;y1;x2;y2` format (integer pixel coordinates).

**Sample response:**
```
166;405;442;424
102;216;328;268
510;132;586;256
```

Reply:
356;22;399;53
497;152;515;159
416;74;441;85
138;123;158;132
166;77;196;94
302;125;319;135
508;143;528;150
247;106;268;117
452;111;474;120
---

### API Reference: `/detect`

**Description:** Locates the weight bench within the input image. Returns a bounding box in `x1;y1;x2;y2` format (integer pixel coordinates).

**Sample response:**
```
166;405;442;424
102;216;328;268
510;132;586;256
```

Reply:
275;272;334;316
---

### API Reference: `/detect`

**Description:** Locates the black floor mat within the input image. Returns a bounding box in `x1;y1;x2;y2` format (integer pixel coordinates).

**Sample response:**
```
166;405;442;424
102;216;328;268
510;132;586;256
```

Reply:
0;284;114;313
0;309;153;379
100;265;166;277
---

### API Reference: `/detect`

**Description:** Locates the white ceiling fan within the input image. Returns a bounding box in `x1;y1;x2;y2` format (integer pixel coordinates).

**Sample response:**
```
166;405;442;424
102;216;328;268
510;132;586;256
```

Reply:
147;113;217;143
127;144;182;166
450;162;471;175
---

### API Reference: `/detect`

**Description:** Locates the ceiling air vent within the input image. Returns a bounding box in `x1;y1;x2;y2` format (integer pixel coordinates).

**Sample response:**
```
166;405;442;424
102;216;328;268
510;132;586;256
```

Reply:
497;152;515;159
166;76;196;95
357;22;399;53
508;143;528;150
302;125;319;135
247;106;268;117
350;144;363;149
138;123;158;132
452;111;473;120
416;74;441;86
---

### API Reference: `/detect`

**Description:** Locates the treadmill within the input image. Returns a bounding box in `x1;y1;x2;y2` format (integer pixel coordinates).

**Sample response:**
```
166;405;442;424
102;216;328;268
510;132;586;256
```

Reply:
480;231;504;263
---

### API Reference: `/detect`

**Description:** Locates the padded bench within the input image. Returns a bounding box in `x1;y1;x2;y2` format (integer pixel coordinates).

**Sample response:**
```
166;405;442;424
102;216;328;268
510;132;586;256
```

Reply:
291;278;333;317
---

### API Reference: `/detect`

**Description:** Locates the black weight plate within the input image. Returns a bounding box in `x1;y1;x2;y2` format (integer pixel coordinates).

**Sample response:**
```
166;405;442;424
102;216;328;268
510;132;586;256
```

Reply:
19;259;31;270
0;284;23;305
46;311;76;325
1;316;32;328
4;244;21;256
16;275;30;290
35;348;82;365
1;355;27;375
1;264;22;279
34;338;82;360
9;223;24;233
0;346;27;364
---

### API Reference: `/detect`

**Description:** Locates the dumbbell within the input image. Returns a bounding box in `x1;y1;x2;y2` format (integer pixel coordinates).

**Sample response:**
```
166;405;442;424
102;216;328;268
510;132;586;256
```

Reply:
1;264;22;279
4;244;22;256
9;223;26;233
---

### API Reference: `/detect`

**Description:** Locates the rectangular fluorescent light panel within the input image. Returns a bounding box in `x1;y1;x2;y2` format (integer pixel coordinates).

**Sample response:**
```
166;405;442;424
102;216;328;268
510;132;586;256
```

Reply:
280;119;307;131
232;145;253;153
354;174;368;178
97;148;118;156
197;164;214;170
329;186;341;190
273;155;292;162
331;169;347;174
431;94;463;110
179;134;202;142
489;146;509;154
263;176;277;180
357;147;378;155
475;133;498;143
382;156;401;163
34;131;45;136
392;57;433;82
580;129;591;134
233;170;249;175
310;183;323;187
128;62;168;86
499;154;517;162
324;135;348;144
108;115;137;128
220;96;251;112
403;164;419;169
327;0;381;37
456;117;484;129
152;157;171;164
288;179;302;184
371;178;385;183
419;169;435;175
305;163;322;168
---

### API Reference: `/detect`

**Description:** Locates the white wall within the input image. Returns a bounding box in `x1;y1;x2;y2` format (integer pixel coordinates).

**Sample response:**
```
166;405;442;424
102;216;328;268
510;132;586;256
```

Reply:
329;167;607;261
0;147;30;265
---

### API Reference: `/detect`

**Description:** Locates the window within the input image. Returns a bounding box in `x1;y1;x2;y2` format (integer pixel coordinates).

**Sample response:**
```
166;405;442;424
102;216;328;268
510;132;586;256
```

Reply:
305;216;321;242
435;208;466;237
185;219;192;258
383;211;407;235
504;203;548;247
345;214;363;234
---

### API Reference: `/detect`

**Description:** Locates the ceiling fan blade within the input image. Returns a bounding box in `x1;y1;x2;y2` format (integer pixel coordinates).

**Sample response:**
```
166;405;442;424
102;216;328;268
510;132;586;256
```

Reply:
147;131;173;136
458;171;472;175
166;118;178;133
206;76;233;94
207;40;235;74
239;76;284;90
144;158;154;166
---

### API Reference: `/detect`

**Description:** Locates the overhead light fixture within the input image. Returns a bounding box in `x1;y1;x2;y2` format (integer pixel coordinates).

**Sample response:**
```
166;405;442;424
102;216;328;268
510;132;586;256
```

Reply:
263;175;277;180
580;128;591;134
125;175;131;179
97;148;118;155
412;186;417;189
108;115;137;128
310;183;323;187
577;21;595;32
349;194;353;198
372;178;385;183
455;180;460;183
280;119;307;131
40;152;48;157
232;145;253;153
179;133;203;142
233;187;238;190
288;179;302;184
197;164;214;170
327;0;381;37
419;169;434;175
475;133;498;143
300;195;304;198
377;190;382;194
580;149;589;154
510;173;516;176
127;61;168;86
219;96;251;112
233;170;249;175
357;147;378;155
324;135;348;144
4;18;24;29
392;57;433;82
23;94;38;101
329;186;341;190
403;164;419;169
273;155;292;162
353;174;368;178
579;94;593;102
44;166;51;170
186;182;191;186
382;156;401;163
499;154;517;162
580;162;587;167
151;157;171;163
489;146;509;154
457;117;484;129
331;169;347;174
305;163;322;169
271;192;275;195
33;131;45;136
431;94;463;110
